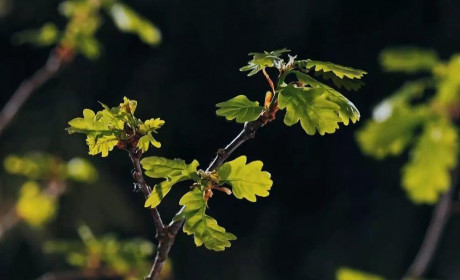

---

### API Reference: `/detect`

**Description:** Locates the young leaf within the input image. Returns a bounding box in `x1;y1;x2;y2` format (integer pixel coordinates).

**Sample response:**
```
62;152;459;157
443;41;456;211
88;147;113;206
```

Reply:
142;157;199;208
379;47;439;73
67;97;164;157
175;188;236;251
217;156;272;202
86;134;119;157
141;157;198;179
402;119;458;204
356;104;429;159
17;181;57;227
294;71;360;125
216;95;263;123
278;84;343;135
240;49;290;76
316;71;365;91
297;59;367;79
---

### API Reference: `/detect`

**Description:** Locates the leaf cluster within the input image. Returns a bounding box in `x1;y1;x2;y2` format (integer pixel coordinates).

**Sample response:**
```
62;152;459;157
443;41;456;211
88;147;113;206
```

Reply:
217;49;366;135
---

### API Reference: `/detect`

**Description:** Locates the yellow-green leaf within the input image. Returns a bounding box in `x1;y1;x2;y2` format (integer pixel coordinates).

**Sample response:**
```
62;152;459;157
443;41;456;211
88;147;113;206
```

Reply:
217;156;272;202
137;133;161;153
216;95;263;123
402;119;458;204
299;59;367;79
278;84;343;135
142;157;199;208
86;134;118;157
294;71;360;125
176;188;236;251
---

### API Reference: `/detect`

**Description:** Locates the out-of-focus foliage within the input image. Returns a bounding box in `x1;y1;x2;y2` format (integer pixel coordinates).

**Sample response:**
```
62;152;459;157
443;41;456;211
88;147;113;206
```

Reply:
380;47;439;73
2;152;97;227
16;181;57;227
67;97;164;156
4;152;97;182
336;267;384;280
13;0;161;59
44;224;172;280
357;49;460;204
220;49;366;135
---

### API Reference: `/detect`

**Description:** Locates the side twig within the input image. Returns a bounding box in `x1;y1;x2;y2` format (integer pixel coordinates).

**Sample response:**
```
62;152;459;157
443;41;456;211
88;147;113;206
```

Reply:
0;49;71;137
405;168;458;279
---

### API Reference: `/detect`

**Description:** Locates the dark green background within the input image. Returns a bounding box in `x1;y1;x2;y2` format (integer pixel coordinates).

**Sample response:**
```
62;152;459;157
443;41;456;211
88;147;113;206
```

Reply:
1;0;460;279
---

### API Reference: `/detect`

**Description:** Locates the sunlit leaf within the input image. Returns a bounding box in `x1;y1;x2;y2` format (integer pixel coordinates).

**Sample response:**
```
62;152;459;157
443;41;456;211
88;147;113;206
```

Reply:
142;157;199;208
217;156;272;202
175;188;236;251
294;71;360;125
278;84;343;135
240;49;290;76
297;59;367;79
216;95;263;123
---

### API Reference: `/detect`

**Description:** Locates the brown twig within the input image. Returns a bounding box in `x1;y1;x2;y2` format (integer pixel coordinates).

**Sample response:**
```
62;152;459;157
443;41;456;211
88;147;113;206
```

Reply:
135;69;279;280
0;48;71;137
404;168;458;279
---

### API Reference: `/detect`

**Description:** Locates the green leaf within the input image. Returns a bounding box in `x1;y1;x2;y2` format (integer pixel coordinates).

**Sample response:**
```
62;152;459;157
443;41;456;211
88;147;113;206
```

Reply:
240;49;290;76
67;97;164;157
176;188;236;251
137;133;161;153
432;54;460;107
215;95;263;123
141;157;198;179
380;47;439;73
86;134;118;157
142;157;199;208
317;71;365;91
278;84;345;135
402;119;458;204
217;156;272;202
294;71;360;125
356;104;430;159
297;59;367;79
108;3;161;45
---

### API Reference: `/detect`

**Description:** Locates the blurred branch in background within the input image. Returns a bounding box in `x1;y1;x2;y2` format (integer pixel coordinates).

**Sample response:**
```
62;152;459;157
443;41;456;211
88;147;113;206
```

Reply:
405;169;457;278
0;0;161;137
0;153;97;240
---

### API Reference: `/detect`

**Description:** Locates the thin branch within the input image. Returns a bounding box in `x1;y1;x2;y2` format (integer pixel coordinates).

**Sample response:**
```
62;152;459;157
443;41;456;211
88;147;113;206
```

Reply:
405;168;458;278
0;48;71;137
140;70;277;280
0;207;19;239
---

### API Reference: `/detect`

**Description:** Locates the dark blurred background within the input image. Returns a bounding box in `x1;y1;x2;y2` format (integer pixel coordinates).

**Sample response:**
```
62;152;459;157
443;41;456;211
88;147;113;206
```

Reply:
1;0;460;279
